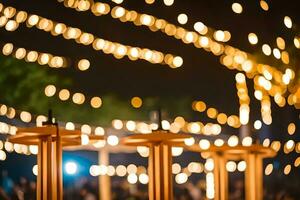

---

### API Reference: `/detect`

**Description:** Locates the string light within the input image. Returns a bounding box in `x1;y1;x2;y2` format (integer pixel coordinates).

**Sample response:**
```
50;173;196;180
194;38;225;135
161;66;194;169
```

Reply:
177;13;188;25
232;3;243;14
284;16;292;29
248;33;258;45
163;0;174;6
260;1;269;11
56;1;291;95
0;5;180;68
1;43;69;69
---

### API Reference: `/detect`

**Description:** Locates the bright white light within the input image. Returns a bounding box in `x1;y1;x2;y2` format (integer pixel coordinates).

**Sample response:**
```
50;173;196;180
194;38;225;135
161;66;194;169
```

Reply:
254;120;262;130
107;135;119;146
32;165;38;176
65;162;77;175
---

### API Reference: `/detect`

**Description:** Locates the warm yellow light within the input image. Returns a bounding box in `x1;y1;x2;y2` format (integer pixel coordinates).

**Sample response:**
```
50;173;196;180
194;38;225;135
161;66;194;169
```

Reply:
172;147;183;156
189;122;201;134
284;16;292;29
172;56;183;68
112;119;123;129
226;161;236;172
262;44;271;56
32;165;38;176
294;157;300;167
232;3;243;14
206;172;215;199
284;164;291;175
112;0;124;4
184;137;195;146
2;43;14;55
265;163;273;175
276;37;285;50
239;104;249;125
194;22;207;34
242;136;252;146
72;93;85;104
262;138;270;147
254;120;262;130
248;33;258;45
139;173;149;184
113;6;125;18
137;146;149;157
287;123;296;135
26;51;38;62
214;30;225;42
116;165;127;176
81;134;89;145
5;20;18;31
27;14;39;26
228;135;239;147
260;0;269;11
39;53;50;65
20;111;32;123
177;13;188;25
237;161;246;172
0;150;6;161
205;158;214;171
175;173;188;184
207;108;218;119
271;141;281;152
90;97;102;108
94;127;105;136
81;124;92;135
107;135;119;146
199;139;210;150
174;167;185;177
64;122;75;130
163;0;174;6
131;97;142;108
214;139;224;147
241;60;253;72
58;89;70;101
273;48;281;59
217;113;227;124
126;121;136;131
235;73;245;83
294;37;300;49
15;48;26;59
78;59;90;71
127;173;138;184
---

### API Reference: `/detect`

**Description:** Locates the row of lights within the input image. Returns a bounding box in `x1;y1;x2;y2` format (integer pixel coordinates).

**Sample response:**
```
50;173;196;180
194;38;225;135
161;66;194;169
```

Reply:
58;0;292;88
192;100;241;129
235;73;250;125
0;4;182;68
45;84;144;109
60;0;232;46
111;117;222;136
1;43;68;68
44;85;103;108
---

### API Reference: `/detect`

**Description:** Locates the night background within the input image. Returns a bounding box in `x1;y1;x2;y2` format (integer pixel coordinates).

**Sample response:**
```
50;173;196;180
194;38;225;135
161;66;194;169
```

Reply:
0;0;300;199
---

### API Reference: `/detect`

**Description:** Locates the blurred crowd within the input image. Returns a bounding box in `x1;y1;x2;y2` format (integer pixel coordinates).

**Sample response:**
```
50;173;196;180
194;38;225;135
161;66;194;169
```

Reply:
0;171;298;200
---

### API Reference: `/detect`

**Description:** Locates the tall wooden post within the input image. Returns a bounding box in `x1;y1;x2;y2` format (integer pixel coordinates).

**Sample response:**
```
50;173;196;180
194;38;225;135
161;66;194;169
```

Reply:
99;149;111;200
213;153;228;200
245;153;263;200
122;131;190;200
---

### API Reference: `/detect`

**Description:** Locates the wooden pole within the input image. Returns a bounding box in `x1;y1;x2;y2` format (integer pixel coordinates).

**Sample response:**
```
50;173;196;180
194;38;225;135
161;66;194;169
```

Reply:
99;149;111;200
213;154;228;200
148;143;173;200
245;153;263;200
